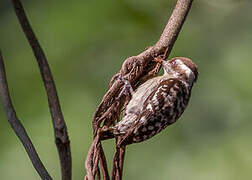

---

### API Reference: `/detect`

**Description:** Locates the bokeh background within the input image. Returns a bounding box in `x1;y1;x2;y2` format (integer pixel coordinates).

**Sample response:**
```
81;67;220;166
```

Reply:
1;0;252;179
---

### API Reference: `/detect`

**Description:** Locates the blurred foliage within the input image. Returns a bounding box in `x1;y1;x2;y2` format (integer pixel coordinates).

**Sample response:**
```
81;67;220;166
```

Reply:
0;0;252;179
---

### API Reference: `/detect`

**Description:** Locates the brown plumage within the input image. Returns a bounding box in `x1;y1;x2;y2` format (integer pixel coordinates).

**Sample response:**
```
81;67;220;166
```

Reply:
102;57;198;145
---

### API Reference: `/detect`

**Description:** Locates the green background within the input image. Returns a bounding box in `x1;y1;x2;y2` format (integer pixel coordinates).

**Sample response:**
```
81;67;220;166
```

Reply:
1;0;252;179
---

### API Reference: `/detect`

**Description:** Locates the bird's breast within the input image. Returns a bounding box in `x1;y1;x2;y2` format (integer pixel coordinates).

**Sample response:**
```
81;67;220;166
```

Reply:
125;76;167;115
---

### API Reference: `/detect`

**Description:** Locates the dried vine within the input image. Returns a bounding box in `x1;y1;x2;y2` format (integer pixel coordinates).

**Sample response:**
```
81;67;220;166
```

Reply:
0;52;53;180
85;0;194;180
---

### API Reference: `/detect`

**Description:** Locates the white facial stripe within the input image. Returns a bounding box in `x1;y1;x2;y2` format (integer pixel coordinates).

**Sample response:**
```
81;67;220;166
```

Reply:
176;59;194;78
162;60;170;74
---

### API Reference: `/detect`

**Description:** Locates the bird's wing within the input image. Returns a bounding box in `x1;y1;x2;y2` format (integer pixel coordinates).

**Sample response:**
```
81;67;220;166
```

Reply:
119;78;189;145
142;78;188;116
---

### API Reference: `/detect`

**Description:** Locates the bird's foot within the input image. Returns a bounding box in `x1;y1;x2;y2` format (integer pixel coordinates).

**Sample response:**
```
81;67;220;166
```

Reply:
115;75;134;100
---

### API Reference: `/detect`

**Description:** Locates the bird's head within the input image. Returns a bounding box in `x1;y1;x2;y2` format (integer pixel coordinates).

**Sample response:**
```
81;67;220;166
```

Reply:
163;57;198;85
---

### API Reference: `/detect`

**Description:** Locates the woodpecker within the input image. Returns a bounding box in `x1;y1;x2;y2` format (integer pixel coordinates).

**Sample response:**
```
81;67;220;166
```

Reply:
102;57;198;145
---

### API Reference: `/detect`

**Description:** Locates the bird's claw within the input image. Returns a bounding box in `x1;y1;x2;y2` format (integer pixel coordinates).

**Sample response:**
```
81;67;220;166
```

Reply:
115;75;134;101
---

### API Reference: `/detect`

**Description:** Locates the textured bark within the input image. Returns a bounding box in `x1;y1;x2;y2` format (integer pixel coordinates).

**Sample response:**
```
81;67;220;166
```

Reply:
85;0;194;180
0;52;53;180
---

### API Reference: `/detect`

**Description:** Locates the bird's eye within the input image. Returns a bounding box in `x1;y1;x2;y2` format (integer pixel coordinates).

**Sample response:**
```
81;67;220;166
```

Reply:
171;61;177;66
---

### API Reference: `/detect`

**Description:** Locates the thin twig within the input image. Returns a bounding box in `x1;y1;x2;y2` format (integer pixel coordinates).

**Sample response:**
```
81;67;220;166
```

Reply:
154;0;193;56
0;51;53;180
111;143;125;180
118;146;126;180
111;147;120;180
11;0;72;180
99;146;110;180
85;136;100;180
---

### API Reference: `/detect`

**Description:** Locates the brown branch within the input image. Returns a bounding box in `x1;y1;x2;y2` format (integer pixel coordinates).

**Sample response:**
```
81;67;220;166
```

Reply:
0;51;53;180
111;138;126;180
85;136;100;180
154;0;193;57
111;146;125;180
11;0;72;180
118;146;126;180
93;0;194;134
86;0;194;179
